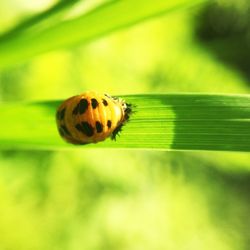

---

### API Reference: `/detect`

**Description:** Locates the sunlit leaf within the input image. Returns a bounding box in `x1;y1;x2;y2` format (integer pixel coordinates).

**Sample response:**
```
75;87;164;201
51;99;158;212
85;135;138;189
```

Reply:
0;0;208;69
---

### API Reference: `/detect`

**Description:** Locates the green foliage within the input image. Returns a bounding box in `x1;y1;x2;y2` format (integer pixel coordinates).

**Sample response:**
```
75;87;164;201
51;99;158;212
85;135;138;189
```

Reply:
0;0;208;69
0;0;250;250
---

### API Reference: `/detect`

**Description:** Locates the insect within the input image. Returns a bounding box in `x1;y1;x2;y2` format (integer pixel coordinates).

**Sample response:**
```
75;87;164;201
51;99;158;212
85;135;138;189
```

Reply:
56;91;132;144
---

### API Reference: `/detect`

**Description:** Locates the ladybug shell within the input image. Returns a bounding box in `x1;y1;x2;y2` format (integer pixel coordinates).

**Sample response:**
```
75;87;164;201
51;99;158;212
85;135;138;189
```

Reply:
56;91;129;144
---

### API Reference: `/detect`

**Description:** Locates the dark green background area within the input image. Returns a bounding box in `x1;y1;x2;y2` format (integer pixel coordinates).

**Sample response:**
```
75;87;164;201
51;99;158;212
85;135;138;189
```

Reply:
0;0;250;249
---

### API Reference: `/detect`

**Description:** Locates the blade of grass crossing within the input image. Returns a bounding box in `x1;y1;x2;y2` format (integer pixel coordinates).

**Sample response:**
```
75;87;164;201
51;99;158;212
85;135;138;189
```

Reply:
0;0;209;69
0;0;81;42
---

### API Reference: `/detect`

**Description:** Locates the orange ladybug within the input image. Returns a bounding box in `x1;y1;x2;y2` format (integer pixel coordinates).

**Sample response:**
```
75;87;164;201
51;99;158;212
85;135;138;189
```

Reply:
56;91;132;144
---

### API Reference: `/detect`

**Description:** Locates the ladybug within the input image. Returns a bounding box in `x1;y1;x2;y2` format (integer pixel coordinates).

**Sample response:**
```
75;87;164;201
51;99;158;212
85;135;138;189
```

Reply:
56;91;132;144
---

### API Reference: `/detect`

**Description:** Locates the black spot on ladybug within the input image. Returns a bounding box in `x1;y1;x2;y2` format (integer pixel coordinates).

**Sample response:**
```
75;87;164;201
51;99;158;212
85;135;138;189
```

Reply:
72;103;79;115
107;120;112;128
91;98;98;109
75;122;94;137
59;108;66;120
75;124;82;132
61;125;71;136
95;121;103;133
79;99;88;114
102;99;108;106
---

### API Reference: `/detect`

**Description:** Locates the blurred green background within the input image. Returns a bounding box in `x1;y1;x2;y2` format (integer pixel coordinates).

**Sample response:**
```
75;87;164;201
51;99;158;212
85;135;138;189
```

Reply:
0;0;250;249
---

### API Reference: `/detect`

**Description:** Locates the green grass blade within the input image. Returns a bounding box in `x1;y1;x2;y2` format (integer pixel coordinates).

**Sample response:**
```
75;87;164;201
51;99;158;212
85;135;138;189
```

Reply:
0;0;208;69
1;94;250;151
0;0;81;42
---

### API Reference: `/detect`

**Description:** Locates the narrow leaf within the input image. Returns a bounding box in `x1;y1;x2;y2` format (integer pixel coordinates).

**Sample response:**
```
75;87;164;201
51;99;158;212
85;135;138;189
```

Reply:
1;94;250;151
0;0;208;69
